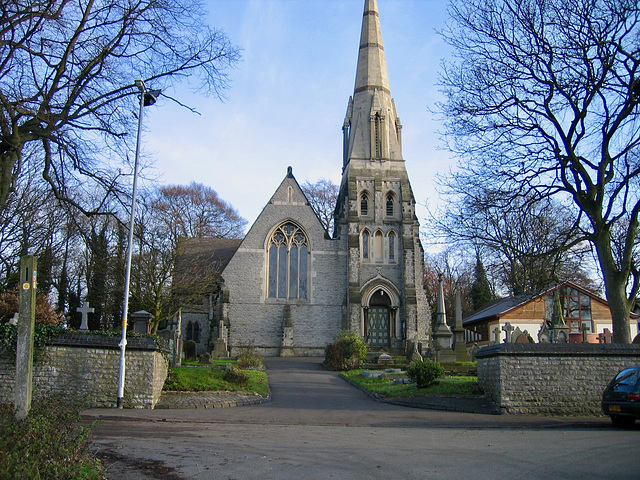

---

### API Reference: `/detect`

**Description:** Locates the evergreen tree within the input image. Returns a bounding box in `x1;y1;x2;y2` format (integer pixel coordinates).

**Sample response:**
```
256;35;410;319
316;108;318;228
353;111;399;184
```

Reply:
470;256;492;311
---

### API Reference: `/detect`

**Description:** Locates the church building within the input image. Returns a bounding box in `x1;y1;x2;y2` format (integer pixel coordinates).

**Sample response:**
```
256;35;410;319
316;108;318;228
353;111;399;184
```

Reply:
177;0;431;357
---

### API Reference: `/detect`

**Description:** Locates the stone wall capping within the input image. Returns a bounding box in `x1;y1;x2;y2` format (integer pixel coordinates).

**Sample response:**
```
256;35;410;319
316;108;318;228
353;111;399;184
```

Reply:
475;343;640;358
46;333;165;351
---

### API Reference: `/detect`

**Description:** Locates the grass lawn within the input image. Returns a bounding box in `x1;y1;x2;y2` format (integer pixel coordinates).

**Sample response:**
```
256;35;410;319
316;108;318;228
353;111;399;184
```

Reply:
342;370;483;398
163;365;269;397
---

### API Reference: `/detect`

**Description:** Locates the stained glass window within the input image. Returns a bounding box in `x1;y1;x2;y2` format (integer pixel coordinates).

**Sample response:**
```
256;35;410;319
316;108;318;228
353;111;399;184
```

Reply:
362;230;369;259
267;222;309;299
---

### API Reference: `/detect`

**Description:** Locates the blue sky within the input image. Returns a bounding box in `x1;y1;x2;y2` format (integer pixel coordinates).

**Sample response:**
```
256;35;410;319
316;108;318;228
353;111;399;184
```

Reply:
144;0;453;229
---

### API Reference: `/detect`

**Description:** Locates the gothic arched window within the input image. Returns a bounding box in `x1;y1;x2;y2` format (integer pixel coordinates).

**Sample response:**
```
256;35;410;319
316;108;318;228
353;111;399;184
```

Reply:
374;112;382;158
362;230;370;259
360;193;369;216
267;222;308;299
386;193;394;217
388;230;396;261
186;321;200;343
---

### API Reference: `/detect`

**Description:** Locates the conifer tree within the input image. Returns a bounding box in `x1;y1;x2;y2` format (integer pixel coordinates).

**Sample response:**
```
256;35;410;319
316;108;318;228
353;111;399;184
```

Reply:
470;256;492;311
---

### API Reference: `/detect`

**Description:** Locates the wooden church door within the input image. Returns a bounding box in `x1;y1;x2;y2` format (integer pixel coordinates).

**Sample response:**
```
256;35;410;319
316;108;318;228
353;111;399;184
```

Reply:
368;306;390;347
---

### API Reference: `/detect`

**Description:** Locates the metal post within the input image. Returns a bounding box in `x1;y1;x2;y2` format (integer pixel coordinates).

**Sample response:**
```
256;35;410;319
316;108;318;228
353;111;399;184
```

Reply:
116;80;146;408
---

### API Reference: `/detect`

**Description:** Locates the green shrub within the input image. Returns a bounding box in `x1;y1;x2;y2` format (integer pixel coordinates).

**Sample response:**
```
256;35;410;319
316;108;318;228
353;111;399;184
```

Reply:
237;351;264;369
406;358;444;388
0;396;104;479
223;365;250;385
324;330;367;371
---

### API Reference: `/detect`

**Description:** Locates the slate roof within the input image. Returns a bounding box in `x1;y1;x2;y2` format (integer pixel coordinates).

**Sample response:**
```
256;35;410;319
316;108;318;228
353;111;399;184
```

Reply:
173;237;242;292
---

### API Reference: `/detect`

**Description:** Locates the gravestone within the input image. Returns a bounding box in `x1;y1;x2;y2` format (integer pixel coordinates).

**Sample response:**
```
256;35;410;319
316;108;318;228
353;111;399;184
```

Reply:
377;353;393;365
184;340;197;360
502;322;515;343
452;290;471;361
15;256;37;420
538;322;550;343
492;326;501;344
598;328;613;344
280;304;294;357
77;301;94;331
432;274;456;363
8;312;18;325
132;310;152;334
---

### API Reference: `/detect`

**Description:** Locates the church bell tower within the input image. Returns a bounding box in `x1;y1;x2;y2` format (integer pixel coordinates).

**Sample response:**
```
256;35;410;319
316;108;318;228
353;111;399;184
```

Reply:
335;0;430;353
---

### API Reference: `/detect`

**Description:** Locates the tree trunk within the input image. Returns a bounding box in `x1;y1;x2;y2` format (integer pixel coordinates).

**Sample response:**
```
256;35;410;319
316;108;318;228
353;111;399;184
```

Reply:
594;238;633;343
0;147;21;211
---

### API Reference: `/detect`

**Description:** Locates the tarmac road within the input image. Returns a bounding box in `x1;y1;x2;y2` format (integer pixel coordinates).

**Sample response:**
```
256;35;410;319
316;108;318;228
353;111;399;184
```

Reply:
87;357;640;479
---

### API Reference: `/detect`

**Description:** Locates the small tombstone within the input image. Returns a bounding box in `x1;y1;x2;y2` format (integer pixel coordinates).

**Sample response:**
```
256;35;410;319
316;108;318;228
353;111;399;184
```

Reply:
132;310;153;334
512;327;533;343
410;342;423;363
198;352;212;364
538;322;550;343
469;343;480;361
598;328;613;344
502;323;515;343
8;312;18;326
76;301;94;331
492;326;501;345
377;353;394;365
184;340;197;360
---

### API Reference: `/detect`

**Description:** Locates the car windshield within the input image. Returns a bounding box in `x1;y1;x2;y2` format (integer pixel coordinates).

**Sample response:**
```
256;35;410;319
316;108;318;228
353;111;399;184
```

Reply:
611;369;640;393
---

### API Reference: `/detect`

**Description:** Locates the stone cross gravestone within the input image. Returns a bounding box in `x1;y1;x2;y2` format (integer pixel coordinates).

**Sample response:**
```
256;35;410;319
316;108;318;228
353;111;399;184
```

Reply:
77;301;94;331
492;326;501;344
502;322;515;343
598;328;613;344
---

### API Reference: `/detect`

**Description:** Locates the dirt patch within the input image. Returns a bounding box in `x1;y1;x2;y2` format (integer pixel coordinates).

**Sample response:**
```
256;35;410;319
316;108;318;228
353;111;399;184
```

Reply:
96;449;185;480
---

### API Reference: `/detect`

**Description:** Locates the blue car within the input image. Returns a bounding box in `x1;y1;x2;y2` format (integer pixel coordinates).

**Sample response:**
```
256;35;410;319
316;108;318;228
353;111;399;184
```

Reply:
602;366;640;427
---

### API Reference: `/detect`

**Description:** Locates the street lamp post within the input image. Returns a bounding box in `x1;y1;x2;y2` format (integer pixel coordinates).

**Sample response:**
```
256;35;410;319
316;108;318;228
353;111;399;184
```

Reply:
116;79;159;409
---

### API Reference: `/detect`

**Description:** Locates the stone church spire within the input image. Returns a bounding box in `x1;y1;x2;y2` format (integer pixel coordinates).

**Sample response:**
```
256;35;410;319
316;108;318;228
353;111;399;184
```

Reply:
334;0;430;356
343;0;402;167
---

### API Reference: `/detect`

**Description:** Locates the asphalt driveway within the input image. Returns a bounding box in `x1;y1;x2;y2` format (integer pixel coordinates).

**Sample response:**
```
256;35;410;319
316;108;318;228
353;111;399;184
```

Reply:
86;357;639;480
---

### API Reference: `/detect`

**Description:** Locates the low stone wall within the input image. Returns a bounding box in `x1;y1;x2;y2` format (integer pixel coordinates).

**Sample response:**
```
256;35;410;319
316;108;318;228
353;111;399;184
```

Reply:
0;334;168;409
476;343;640;415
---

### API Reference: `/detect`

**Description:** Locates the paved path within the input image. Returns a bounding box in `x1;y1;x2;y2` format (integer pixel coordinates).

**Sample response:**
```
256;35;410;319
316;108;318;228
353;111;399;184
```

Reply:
87;358;640;480
85;357;593;428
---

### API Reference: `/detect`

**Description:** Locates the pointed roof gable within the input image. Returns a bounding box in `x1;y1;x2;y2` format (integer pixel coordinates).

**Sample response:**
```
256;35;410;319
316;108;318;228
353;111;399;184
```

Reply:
266;166;309;207
242;166;329;239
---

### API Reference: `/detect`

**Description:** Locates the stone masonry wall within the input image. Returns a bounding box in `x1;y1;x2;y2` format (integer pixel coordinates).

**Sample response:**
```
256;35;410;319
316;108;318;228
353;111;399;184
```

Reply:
0;335;168;409
477;343;640;415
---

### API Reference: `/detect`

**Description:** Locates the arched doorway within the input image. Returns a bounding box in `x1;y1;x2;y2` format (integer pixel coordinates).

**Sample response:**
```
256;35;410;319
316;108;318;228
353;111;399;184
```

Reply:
366;289;392;348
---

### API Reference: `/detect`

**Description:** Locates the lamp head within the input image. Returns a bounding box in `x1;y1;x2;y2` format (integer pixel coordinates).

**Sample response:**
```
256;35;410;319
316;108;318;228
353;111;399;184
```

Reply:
134;78;145;92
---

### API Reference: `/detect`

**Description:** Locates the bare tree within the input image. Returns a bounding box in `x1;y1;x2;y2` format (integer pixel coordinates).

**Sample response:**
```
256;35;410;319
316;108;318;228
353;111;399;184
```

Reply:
131;182;246;332
301;178;339;234
151;182;247;244
437;188;597;296
438;0;640;342
0;0;240;214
